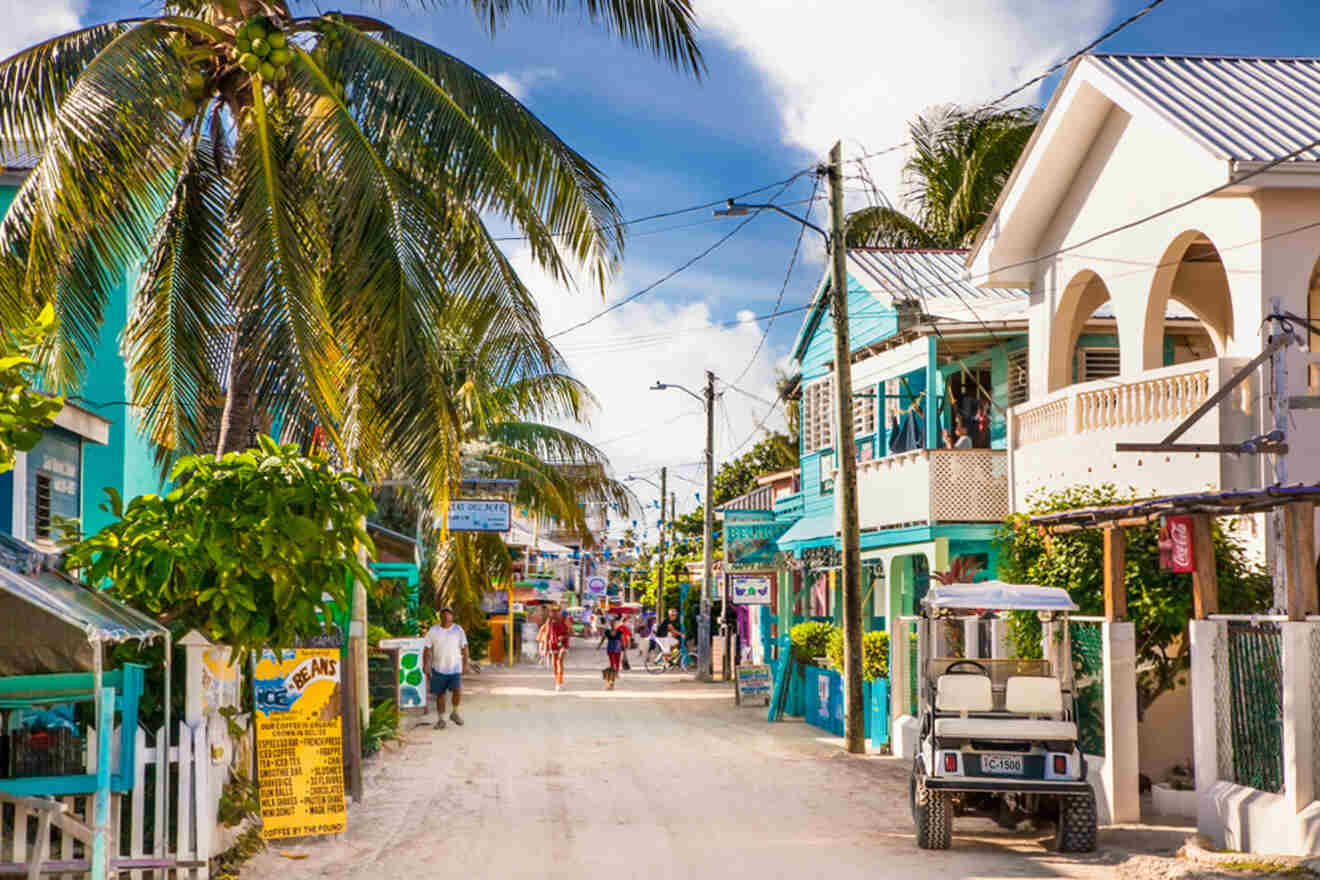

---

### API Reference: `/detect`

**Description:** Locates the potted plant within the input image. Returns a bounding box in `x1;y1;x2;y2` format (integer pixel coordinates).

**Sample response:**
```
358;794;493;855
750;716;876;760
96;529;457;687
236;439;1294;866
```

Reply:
1151;762;1197;817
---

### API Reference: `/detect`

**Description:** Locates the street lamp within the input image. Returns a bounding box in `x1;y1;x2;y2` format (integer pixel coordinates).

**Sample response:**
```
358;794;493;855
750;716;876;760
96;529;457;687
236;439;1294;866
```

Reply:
652;373;716;682
714;144;867;754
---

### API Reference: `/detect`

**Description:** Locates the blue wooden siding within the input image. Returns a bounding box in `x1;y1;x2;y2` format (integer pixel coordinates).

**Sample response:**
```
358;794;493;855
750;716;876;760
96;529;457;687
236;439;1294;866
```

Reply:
25;427;81;539
798;276;899;382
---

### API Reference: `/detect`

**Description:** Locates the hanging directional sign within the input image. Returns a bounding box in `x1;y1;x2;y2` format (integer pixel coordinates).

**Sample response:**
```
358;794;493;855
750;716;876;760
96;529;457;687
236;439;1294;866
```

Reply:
445;499;511;532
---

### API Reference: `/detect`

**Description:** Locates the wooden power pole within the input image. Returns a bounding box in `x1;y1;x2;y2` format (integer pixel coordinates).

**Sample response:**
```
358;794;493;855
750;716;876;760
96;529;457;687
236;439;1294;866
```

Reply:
827;141;866;754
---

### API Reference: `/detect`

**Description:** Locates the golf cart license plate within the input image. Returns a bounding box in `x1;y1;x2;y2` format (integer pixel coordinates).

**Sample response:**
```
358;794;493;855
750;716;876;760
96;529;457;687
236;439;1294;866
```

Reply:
982;754;1023;775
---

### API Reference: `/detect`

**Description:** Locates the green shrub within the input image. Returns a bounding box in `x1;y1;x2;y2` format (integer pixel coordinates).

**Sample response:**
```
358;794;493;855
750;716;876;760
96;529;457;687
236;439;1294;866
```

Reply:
825;629;890;680
467;619;492;662
362;699;399;757
790;621;836;665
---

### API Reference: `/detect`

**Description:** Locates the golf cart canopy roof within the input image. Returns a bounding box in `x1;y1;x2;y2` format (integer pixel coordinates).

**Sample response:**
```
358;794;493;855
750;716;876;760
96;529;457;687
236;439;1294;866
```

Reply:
922;581;1079;612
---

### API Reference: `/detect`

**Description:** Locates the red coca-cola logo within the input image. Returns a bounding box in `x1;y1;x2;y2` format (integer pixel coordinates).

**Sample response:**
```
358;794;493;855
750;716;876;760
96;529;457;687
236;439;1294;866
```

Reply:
1170;520;1191;568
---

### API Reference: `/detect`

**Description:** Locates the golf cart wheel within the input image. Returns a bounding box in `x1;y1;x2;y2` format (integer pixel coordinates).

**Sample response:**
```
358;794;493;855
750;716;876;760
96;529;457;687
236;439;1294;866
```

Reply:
681;653;698;672
911;762;952;850
644;646;666;674
1054;789;1097;853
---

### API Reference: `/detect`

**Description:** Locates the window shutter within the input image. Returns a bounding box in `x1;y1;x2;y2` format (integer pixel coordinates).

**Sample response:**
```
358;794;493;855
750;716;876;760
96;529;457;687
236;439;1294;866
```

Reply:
1080;347;1120;383
1008;349;1029;407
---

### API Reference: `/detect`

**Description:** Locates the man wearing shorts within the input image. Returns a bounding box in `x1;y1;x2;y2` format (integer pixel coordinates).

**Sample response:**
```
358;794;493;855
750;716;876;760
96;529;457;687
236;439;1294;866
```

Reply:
423;608;469;729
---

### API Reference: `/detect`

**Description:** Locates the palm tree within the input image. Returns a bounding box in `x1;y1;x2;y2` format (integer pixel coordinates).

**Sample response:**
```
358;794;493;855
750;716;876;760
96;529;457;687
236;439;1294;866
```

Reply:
0;1;703;511
846;104;1038;249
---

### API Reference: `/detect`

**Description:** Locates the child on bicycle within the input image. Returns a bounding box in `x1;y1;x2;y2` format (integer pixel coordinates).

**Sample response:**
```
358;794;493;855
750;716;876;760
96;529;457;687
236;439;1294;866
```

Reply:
654;607;684;661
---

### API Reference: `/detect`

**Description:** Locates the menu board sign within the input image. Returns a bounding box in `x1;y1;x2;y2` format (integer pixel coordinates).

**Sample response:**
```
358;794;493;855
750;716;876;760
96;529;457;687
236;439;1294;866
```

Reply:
254;649;347;839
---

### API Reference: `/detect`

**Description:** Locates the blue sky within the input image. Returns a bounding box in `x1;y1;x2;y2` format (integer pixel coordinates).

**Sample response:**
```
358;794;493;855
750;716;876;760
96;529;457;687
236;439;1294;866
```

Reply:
36;0;1320;538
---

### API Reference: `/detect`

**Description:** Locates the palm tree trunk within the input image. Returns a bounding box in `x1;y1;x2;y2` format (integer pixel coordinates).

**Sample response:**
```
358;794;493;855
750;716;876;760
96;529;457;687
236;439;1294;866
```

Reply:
214;340;259;457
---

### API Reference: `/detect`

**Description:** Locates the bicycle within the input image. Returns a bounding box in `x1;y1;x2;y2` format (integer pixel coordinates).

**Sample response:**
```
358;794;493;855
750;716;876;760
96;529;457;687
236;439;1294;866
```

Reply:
644;637;698;674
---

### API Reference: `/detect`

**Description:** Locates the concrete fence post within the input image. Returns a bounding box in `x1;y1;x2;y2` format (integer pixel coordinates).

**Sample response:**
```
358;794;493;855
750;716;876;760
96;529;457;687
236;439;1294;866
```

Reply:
1280;622;1314;815
1189;619;1221;839
1102;621;1140;823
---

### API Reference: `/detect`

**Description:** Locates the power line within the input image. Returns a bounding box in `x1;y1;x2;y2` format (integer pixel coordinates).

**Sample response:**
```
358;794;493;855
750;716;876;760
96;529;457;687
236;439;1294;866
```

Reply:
987;0;1170;107
547;174;807;339
729;174;821;388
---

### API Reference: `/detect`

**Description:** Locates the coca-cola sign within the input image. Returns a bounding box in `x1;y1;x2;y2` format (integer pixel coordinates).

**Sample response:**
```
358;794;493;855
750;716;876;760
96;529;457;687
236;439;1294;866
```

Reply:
1160;515;1194;572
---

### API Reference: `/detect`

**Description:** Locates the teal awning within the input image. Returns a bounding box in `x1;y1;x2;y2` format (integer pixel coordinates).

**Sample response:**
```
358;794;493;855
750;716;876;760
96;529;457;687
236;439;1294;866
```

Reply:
776;514;836;549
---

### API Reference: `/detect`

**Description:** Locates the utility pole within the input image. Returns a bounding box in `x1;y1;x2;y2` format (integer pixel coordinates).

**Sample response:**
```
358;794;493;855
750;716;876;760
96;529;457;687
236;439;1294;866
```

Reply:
699;370;716;681
827;141;865;754
1270;298;1290;611
655;466;668;619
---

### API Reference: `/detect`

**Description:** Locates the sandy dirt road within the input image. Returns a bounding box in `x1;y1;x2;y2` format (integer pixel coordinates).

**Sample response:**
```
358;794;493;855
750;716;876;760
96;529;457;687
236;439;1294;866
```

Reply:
243;644;1194;880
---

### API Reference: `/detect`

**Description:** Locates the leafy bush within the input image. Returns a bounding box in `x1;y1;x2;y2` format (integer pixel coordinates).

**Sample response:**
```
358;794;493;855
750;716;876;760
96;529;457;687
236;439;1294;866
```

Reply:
790;621;836;665
362;699;399;757
65;435;376;659
467;619;492;661
826;629;890;680
997;484;1271;716
0;305;64;474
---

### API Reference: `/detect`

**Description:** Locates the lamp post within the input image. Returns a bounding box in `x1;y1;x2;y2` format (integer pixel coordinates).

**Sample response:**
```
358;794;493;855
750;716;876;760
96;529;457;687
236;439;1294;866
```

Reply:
714;142;865;754
651;373;716;682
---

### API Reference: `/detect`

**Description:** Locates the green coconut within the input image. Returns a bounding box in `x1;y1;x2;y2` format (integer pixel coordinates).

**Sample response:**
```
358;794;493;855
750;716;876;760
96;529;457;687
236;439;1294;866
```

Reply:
267;31;286;49
238;52;260;73
259;62;276;80
268;47;291;66
246;23;266;43
235;36;251;54
251;38;270;58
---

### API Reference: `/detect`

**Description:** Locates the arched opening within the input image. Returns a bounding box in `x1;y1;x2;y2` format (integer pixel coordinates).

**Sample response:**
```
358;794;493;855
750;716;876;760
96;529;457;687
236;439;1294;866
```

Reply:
1049;270;1120;391
1143;230;1233;371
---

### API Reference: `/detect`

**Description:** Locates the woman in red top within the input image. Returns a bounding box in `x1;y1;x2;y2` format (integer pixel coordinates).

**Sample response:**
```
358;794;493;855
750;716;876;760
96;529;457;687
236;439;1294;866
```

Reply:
546;608;571;691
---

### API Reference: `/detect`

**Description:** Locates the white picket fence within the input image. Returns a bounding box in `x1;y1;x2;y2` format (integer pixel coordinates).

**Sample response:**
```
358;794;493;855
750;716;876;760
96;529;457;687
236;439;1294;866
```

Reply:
0;722;218;878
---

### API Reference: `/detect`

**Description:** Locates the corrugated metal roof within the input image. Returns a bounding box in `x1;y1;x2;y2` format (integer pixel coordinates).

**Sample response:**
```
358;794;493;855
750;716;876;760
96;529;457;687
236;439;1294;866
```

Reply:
849;249;1030;322
0;142;39;171
1089;54;1320;162
716;484;776;513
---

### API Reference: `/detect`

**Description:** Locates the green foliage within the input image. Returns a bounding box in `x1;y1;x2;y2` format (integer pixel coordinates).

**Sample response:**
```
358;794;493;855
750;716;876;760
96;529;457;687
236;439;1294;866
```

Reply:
367;623;392;648
826;629;890;681
467;619;492;662
674;432;795;539
217;769;260;828
0;304;63;474
212;826;265;880
64;436;376;660
362;699;399;757
790;620;835;665
997;484;1272;715
367;575;414;636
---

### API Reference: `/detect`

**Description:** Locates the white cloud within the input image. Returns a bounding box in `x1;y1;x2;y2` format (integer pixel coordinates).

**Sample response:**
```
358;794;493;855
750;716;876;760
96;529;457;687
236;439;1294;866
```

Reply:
0;0;84;60
699;0;1113;203
507;247;789;534
489;66;561;102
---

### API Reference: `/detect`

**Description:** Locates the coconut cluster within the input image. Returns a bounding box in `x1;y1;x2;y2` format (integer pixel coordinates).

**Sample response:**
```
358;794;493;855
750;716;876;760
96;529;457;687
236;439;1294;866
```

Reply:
234;18;292;82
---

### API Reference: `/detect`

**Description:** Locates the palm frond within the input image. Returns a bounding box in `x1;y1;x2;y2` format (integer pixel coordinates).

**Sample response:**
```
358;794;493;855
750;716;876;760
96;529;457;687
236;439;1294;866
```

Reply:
843;205;940;249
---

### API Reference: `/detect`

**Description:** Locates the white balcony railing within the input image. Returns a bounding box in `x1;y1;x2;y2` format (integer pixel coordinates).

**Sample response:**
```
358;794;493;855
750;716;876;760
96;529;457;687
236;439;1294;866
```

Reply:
848;448;1009;531
1008;357;1257;509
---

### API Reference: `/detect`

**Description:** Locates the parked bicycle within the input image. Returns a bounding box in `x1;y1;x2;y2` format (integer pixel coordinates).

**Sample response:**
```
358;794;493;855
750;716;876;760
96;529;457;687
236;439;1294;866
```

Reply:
644;637;698;674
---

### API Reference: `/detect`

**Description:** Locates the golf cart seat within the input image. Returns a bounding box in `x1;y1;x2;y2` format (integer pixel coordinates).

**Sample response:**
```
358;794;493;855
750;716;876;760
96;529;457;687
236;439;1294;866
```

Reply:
933;674;1078;741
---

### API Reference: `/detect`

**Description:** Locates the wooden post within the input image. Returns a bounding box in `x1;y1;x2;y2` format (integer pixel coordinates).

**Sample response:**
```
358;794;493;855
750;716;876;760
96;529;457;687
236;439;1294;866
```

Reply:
1191;514;1218;619
1103;527;1127;622
1283;501;1318;620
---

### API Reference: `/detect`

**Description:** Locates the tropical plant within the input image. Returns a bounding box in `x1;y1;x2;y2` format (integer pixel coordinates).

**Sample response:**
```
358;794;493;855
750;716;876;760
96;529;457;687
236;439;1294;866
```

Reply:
826;628;889;681
0;0;703;514
846;104;1039;249
932;554;984;585
0;304;63;473
361;698;399;757
789;620;835;666
996;484;1272;716
673;431;795;538
64;435;376;658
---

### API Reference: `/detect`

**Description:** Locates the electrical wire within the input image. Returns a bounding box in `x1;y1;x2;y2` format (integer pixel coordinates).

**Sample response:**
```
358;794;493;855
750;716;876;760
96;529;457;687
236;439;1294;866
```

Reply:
547;174;808;339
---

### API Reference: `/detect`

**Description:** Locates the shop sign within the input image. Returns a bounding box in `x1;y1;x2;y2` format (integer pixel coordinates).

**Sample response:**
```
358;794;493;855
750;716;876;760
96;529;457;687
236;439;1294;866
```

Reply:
586;576;608;596
201;645;240;716
446;498;511;532
735;664;772;705
729;574;772;606
254;649;347;839
725;519;791;565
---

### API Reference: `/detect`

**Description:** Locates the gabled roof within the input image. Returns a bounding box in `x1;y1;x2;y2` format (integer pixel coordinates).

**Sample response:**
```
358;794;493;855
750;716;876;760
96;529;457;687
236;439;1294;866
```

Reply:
1089;54;1320;163
789;249;1029;363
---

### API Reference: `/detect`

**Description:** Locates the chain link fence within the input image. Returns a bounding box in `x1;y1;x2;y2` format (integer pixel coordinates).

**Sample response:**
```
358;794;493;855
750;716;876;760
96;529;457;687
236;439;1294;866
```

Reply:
1225;622;1283;793
1070;621;1105;757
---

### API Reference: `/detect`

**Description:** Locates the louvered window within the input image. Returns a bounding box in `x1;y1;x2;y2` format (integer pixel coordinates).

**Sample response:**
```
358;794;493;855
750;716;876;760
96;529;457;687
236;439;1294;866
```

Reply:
1008;348;1029;407
34;474;52;540
802;378;834;452
1079;347;1120;383
852;387;875;437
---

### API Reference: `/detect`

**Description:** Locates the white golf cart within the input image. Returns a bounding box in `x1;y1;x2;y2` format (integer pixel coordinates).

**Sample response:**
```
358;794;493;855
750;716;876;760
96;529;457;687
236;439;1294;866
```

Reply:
909;582;1097;852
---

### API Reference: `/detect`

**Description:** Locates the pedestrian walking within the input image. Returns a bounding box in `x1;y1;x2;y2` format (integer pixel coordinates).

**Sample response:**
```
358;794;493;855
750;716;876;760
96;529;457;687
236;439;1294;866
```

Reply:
422;607;469;729
546;607;571;691
597;616;625;689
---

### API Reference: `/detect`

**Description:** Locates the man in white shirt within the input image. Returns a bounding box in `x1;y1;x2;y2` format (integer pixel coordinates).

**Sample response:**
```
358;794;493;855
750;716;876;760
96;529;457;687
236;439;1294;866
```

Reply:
422;608;470;729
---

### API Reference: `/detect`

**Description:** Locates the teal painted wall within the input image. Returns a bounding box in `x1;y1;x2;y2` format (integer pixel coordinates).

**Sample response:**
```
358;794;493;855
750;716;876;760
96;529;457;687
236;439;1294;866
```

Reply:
0;183;162;539
798;275;899;382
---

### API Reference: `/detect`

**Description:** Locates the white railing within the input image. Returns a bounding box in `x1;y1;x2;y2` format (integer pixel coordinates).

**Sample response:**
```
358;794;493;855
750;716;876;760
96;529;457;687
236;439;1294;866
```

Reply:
1008;357;1255;507
852;448;1008;530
